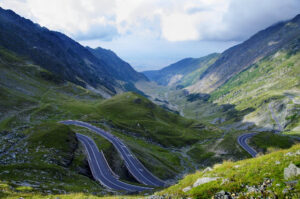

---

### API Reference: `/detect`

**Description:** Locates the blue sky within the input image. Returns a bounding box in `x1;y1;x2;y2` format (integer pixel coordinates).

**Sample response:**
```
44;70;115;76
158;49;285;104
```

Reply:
1;0;300;71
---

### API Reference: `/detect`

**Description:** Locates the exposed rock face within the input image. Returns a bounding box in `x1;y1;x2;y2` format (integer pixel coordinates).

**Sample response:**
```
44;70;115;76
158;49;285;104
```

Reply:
284;163;300;180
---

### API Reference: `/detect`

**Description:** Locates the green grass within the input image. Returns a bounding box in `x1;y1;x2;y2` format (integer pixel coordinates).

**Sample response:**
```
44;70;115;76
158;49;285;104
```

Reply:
25;123;77;152
187;144;215;164
249;132;295;153
210;50;300;109
95;92;221;148
0;163;104;196
0;122;106;194
6;144;298;198
283;131;300;137
0;47;226;194
159;144;300;198
180;54;219;87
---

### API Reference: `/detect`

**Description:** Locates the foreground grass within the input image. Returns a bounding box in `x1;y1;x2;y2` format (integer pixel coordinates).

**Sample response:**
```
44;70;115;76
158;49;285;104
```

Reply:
0;191;140;199
159;144;300;198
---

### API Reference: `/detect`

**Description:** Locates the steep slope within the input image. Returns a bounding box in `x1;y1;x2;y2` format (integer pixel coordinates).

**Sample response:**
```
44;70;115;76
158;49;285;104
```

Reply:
0;7;145;97
209;37;300;132
158;144;300;199
0;47;227;193
143;53;219;86
188;14;300;93
87;47;148;83
139;14;300;133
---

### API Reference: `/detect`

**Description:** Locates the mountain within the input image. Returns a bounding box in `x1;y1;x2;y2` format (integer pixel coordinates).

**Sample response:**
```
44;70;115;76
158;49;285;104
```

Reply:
139;14;300;134
0;7;146;97
187;14;300;93
0;44;223;194
143;53;219;86
87;47;148;83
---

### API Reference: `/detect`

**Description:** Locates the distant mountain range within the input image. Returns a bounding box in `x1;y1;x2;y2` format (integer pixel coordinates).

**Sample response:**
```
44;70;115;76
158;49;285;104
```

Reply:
0;7;147;97
0;4;300;198
144;14;300;94
143;53;219;87
141;13;300;133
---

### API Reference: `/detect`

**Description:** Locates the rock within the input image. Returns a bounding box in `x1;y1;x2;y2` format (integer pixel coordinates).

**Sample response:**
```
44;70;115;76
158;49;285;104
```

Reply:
214;190;232;199
284;152;295;156
275;161;280;165
246;185;259;193
182;186;192;192
284;180;298;185
284;163;300;180
234;165;240;168
193;177;220;187
203;167;212;173
282;188;289;194
221;178;229;185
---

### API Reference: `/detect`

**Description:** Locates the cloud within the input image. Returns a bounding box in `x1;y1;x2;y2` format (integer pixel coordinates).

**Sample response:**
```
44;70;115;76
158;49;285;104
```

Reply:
0;0;118;40
0;0;299;68
1;0;299;43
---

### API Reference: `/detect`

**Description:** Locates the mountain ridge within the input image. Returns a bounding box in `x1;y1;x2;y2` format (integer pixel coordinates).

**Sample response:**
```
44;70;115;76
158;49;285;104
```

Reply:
187;13;300;93
0;7;146;97
143;53;219;86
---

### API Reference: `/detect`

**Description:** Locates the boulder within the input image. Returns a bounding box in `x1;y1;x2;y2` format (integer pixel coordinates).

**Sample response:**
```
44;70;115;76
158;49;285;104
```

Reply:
284;163;300;180
193;177;220;187
202;167;213;173
214;190;232;199
182;186;192;192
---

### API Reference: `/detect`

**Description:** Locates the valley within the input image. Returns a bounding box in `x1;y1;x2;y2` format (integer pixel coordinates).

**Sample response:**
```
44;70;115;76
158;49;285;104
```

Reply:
0;5;299;199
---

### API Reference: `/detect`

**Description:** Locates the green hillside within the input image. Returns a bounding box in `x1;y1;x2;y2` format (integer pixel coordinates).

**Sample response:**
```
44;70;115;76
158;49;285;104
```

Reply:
0;47;227;194
96;92;220;147
2;144;299;198
158;144;300;199
210;39;300;132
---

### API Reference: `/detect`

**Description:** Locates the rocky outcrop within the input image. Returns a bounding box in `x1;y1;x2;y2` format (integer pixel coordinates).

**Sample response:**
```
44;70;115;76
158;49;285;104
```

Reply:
182;177;221;192
284;163;300;180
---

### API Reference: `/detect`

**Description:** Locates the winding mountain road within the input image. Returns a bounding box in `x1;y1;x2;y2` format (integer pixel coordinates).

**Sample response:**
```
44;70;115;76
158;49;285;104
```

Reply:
237;133;258;157
60;120;165;187
76;133;151;192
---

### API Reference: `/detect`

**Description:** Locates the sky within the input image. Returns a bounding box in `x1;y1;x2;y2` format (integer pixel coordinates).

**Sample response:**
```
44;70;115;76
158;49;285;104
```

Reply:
0;0;300;71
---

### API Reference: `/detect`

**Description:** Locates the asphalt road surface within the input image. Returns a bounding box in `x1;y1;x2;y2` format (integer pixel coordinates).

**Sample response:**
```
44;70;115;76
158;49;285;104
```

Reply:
61;120;165;187
76;133;152;192
237;133;258;157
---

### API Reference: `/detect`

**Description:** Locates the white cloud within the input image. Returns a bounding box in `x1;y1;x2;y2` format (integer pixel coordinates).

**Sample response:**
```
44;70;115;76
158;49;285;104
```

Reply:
0;0;117;39
1;0;299;42
0;0;299;68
